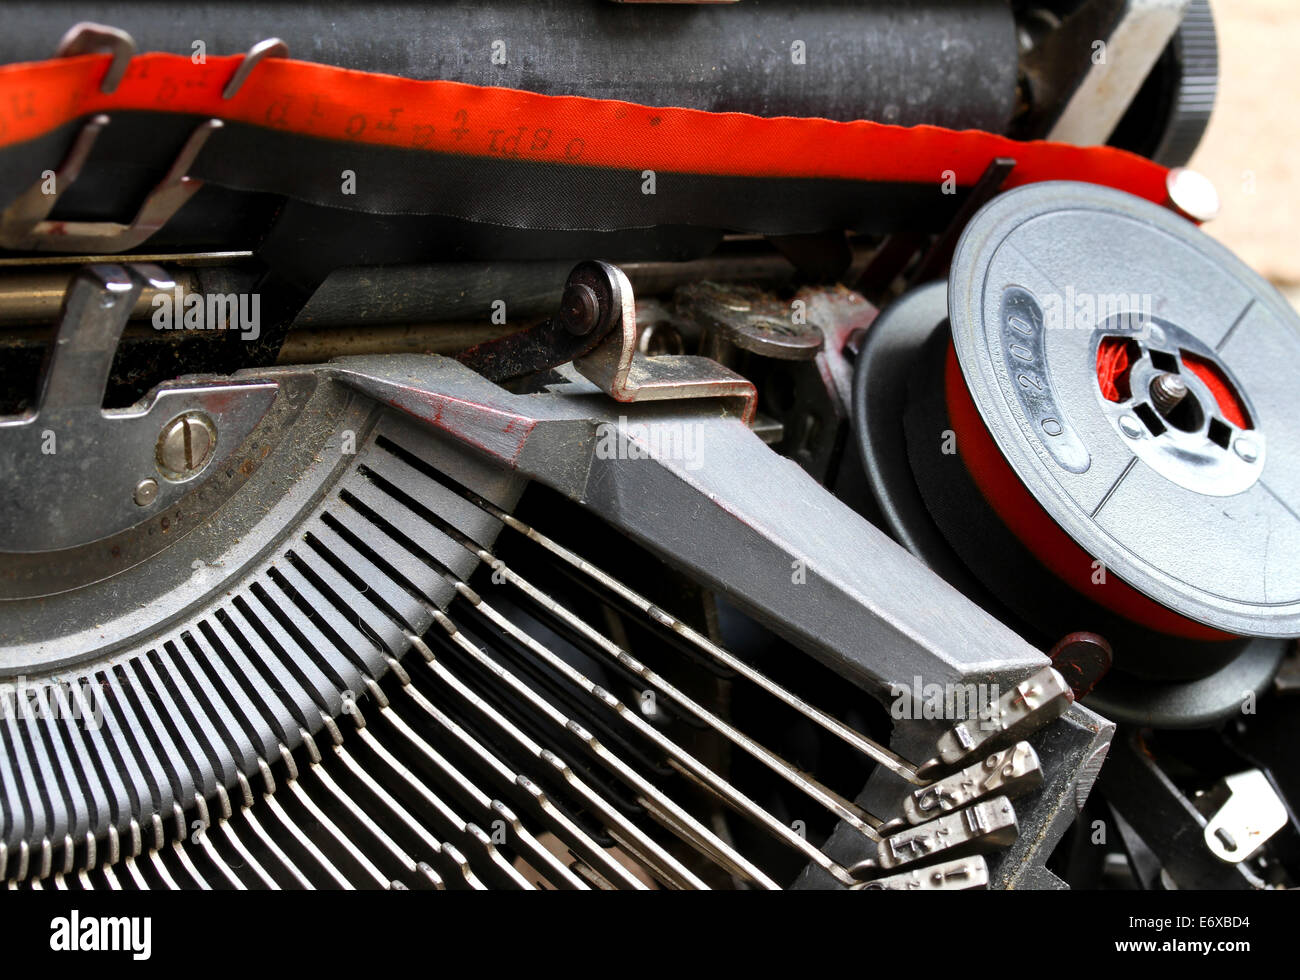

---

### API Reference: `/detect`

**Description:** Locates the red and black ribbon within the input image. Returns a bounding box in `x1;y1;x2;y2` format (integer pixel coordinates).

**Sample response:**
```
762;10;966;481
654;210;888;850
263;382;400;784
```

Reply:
0;51;1174;238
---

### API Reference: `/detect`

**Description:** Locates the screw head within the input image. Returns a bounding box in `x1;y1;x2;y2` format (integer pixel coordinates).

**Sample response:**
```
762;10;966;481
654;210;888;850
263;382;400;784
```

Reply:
559;282;601;336
1150;372;1189;414
156;412;216;479
1234;437;1260;463
133;477;159;507
1118;414;1145;440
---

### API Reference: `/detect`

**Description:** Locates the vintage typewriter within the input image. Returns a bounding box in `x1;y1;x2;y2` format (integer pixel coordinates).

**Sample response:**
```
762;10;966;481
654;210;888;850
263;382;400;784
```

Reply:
1;0;1296;892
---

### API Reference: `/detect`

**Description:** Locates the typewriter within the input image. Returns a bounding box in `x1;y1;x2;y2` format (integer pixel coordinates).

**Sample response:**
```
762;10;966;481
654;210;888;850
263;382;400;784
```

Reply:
1;0;1296;892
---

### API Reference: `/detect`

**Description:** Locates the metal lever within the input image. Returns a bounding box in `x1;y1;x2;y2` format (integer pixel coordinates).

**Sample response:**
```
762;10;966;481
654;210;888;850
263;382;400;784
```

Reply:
884;742;1043;830
36;263;169;411
852;855;990;890
918;666;1074;777
851;796;1019;878
0;117;223;253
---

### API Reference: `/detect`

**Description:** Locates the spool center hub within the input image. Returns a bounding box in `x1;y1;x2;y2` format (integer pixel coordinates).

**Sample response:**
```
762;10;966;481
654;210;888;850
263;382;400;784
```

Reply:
1091;317;1263;496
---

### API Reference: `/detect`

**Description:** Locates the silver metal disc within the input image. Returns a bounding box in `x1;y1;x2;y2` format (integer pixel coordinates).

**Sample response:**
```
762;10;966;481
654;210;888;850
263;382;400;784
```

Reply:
949;181;1300;637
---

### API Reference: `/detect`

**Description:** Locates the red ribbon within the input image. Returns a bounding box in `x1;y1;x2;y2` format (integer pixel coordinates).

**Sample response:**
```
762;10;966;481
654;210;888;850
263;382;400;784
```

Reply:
0;51;1171;200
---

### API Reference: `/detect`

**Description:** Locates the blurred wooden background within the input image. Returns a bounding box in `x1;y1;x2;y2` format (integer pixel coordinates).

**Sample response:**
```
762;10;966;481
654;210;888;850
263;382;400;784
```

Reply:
1189;0;1299;310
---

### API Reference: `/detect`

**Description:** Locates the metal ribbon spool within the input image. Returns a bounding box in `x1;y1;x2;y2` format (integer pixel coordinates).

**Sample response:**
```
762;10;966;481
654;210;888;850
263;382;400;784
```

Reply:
854;181;1300;727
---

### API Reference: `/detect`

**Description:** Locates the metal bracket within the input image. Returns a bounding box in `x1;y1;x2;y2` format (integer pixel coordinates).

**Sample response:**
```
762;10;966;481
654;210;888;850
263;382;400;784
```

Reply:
1201;769;1288;863
449;260;755;420
455;261;626;382
0;117;223;253
0;264;278;555
55;22;136;94
223;37;289;99
572;263;757;422
1100;730;1266;888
